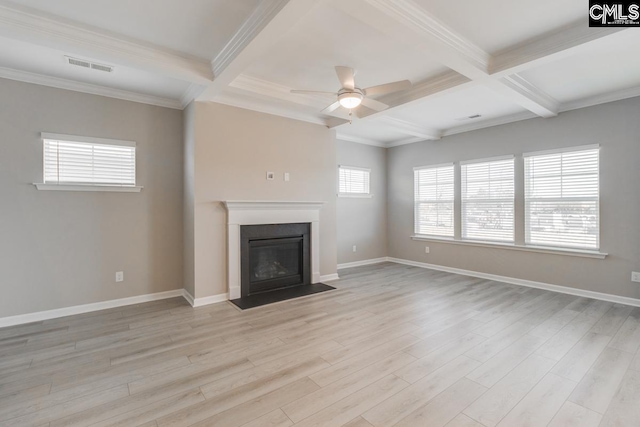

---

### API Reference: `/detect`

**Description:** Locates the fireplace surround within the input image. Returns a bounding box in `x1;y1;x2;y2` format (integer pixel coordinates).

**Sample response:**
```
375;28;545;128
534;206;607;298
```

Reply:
223;201;324;300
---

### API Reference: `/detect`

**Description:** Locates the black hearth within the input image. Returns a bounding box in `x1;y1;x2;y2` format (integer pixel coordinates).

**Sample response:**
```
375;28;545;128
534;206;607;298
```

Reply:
241;223;311;297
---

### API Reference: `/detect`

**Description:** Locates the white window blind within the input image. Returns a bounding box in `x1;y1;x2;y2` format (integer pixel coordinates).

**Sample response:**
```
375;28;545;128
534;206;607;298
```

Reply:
339;166;370;195
414;164;454;237
525;146;599;250
43;134;136;187
462;157;514;242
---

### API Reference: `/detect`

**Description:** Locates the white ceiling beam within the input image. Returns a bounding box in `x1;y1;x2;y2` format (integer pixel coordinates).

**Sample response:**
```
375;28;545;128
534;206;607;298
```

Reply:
332;0;559;119
198;0;320;101
490;23;628;76
0;2;213;85
486;74;559;118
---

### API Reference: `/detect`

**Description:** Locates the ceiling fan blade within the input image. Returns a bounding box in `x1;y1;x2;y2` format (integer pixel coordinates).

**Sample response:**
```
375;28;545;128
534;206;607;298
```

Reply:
321;101;341;114
361;97;389;112
290;90;337;96
335;66;355;90
363;80;412;96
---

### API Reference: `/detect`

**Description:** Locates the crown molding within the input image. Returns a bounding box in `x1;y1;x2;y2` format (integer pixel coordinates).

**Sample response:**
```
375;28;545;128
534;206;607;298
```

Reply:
211;92;328;126
212;0;290;78
363;0;490;74
180;83;207;109
336;132;388;147
490;23;628;76
230;74;328;108
0;2;213;84
442;111;538;137
0;66;182;109
386;136;430;147
560;86;640;113
376;116;441;140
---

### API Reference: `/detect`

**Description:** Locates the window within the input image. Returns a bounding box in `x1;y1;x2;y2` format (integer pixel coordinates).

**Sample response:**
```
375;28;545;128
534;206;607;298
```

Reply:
525;146;599;250
338;166;370;197
462;157;514;242
414;164;454;237
39;133;140;191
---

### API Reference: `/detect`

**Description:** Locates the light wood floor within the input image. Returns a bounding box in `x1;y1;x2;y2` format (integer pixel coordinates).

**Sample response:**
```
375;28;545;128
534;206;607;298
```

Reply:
1;263;639;427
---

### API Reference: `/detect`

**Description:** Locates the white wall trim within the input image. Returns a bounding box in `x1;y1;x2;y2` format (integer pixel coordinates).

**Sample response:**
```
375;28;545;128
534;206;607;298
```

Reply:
0;289;185;328
337;257;389;269
387;257;640;308
0;66;183;109
182;289;229;307
320;273;340;282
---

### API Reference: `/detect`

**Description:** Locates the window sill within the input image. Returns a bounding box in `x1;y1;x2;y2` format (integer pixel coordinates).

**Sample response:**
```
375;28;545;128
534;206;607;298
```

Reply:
34;183;143;193
337;193;373;198
410;235;607;259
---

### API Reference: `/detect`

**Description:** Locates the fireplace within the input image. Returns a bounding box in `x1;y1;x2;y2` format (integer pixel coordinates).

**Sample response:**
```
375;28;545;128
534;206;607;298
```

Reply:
241;223;310;297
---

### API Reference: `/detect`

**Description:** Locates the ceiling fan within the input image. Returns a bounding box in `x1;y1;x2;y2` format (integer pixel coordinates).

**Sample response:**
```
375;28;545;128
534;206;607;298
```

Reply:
290;66;411;122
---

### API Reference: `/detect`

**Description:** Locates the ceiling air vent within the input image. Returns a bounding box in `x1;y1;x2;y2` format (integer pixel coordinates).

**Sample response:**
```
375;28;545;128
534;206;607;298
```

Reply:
66;56;114;73
454;114;482;121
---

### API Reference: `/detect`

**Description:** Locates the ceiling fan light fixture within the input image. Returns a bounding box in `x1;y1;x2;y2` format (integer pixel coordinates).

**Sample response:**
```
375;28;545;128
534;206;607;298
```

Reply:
338;91;363;109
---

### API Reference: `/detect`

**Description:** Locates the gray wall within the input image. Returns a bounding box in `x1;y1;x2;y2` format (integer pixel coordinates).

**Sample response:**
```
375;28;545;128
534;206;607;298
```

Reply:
388;97;640;300
337;140;388;265
0;79;184;317
189;102;338;298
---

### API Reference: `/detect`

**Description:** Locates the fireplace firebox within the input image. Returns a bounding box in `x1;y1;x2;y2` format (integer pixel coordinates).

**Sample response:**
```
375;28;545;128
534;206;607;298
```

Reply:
240;223;311;297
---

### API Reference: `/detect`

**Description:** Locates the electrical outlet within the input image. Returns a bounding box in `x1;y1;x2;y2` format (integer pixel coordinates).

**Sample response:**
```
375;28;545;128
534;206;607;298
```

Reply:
115;271;124;282
284;172;290;181
352;245;357;252
266;171;274;180
632;272;640;283
425;246;430;254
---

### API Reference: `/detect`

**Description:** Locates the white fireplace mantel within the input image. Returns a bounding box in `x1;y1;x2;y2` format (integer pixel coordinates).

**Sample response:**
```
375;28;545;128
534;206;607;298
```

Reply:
222;200;324;300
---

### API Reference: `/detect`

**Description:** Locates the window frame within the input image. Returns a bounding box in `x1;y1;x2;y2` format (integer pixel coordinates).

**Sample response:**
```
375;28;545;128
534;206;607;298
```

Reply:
34;133;142;193
524;144;600;251
338;165;372;198
413;163;455;238
460;155;515;243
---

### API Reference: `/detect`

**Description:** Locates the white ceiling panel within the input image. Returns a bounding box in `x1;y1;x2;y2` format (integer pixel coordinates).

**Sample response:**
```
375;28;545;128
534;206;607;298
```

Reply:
5;0;260;60
338;120;415;145
244;3;447;94
387;85;528;130
0;36;189;100
519;31;640;104
412;0;583;53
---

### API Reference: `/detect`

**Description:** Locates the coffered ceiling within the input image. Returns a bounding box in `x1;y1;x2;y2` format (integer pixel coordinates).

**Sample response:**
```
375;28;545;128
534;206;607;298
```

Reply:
0;0;635;147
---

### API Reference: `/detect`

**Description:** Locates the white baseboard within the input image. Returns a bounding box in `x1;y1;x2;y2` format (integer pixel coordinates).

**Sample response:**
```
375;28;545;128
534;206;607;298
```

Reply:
387;257;640;308
182;289;229;308
320;273;340;282
337;257;389;269
0;289;185;328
